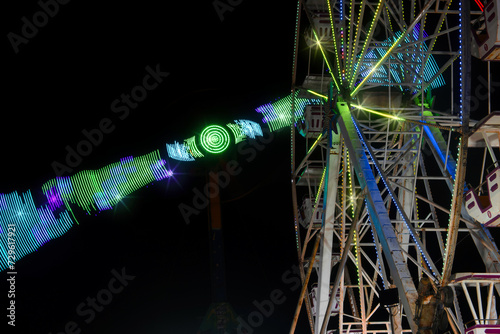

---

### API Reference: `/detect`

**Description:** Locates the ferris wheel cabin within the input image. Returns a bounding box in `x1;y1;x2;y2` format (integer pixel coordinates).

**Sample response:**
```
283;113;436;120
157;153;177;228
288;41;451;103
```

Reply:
465;167;500;227
472;0;500;60
465;112;500;227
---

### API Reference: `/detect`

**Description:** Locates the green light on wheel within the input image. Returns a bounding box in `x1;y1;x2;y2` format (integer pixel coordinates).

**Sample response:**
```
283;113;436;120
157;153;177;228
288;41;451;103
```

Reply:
200;125;231;154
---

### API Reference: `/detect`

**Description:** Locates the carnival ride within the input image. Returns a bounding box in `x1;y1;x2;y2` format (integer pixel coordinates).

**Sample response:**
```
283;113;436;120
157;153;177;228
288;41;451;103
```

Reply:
1;0;500;333
287;0;500;333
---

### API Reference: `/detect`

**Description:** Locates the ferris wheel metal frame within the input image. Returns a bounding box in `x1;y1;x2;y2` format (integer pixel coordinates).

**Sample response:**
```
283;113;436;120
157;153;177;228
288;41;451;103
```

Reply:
287;0;500;333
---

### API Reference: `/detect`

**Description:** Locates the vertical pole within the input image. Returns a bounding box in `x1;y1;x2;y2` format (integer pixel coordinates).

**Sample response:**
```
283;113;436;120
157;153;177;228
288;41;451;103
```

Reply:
320;197;364;334
441;0;471;285
315;130;341;333
485;283;494;324
289;1;316;330
291;0;304;262
208;171;227;303
476;282;484;323
461;282;479;325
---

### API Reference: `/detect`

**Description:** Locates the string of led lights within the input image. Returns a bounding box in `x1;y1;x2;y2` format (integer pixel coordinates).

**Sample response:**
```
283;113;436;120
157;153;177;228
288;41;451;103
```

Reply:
348;0;386;90
352;115;440;279
312;30;340;91
327;0;342;79
440;0;470;285
353;25;446;92
304;89;458;132
292;0;488;332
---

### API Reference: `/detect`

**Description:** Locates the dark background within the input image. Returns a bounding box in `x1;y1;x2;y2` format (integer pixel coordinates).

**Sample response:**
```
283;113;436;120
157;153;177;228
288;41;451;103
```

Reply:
1;0;500;333
1;1;308;333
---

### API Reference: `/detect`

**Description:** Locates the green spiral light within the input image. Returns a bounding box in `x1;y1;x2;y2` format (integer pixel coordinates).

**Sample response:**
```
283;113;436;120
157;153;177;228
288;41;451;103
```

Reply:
200;125;231;154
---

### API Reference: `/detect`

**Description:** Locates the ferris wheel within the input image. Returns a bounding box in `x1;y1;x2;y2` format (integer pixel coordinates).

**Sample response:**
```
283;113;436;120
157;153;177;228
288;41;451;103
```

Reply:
286;0;500;333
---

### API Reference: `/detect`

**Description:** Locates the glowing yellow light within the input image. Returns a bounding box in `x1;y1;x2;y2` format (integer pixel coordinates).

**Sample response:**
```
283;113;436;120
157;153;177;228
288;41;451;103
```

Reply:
349;0;385;90
351;32;406;97
306;90;328;100
316;167;327;203
352;104;404;121
312;30;340;91
327;0;342;78
307;133;324;154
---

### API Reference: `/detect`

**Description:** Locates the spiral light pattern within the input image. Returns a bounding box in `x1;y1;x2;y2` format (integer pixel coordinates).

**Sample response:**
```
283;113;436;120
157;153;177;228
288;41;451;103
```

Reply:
200;125;231;154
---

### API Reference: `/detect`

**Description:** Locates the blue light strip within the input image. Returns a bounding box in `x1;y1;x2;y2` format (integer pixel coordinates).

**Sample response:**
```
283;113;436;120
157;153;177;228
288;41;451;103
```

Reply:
0;191;75;272
352;115;439;278
423;126;457;179
166;141;195;161
337;102;419;331
235;120;263;139
354;25;445;91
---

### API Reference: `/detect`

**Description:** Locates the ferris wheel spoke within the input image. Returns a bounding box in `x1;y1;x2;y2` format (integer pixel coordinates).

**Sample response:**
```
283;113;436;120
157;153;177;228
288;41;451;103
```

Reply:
384;0;405;32
358;248;385;284
292;0;500;332
353;115;443;279
412;2;456;96
345;0;355;78
411;53;457;100
351;0;436;97
347;0;367;82
399;247;440;283
419;3;452;55
326;0;344;78
313;31;341;90
349;0;386;90
320;194;364;333
441;134;469;284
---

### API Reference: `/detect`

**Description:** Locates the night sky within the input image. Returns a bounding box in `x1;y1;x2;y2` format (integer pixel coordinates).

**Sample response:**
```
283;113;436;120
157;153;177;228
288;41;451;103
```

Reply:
2;1;500;333
2;1;310;333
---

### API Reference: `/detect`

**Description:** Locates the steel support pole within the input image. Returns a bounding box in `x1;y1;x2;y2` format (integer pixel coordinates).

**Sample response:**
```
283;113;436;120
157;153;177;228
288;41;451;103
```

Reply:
336;102;419;333
441;0;471;285
315;130;342;333
320;196;364;334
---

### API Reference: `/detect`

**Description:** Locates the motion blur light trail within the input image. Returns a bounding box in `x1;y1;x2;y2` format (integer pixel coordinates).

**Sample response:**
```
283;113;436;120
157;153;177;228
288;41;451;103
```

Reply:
0;151;171;272
166;119;262;161
0;91;319;272
256;92;321;132
0;191;74;271
41;151;169;213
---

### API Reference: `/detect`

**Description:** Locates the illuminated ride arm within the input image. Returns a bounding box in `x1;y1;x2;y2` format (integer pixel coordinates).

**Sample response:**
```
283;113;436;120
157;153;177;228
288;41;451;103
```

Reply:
0;150;170;272
0;91;320;272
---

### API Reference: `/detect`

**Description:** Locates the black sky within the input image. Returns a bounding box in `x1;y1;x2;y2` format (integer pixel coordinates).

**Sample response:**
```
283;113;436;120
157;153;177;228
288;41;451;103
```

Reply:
2;1;311;333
